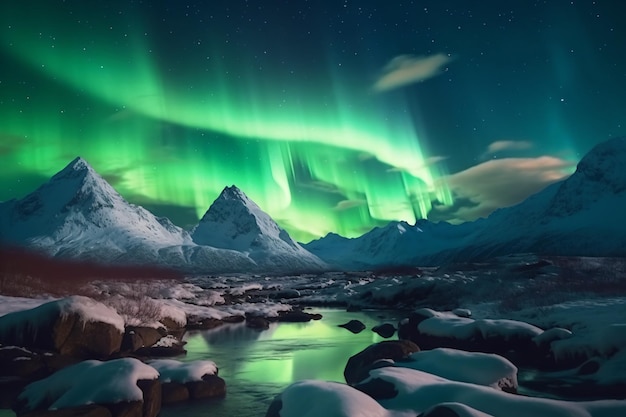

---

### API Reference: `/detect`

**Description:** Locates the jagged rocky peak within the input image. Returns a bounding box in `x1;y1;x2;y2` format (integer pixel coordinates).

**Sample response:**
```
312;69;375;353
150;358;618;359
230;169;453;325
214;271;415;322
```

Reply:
192;185;297;251
199;185;265;224
574;136;626;191
547;136;626;217
50;156;95;181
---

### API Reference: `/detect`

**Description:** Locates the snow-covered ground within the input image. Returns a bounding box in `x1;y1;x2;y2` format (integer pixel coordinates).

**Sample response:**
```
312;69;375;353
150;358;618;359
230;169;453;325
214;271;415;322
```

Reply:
1;254;625;416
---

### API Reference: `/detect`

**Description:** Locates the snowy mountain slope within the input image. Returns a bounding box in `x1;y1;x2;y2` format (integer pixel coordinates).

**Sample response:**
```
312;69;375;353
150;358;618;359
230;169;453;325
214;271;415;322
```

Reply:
0;158;325;273
306;137;626;268
304;220;477;270
191;186;327;271
0;157;193;264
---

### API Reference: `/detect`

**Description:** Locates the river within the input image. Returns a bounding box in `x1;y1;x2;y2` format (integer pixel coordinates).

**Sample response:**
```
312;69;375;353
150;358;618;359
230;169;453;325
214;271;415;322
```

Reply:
160;308;403;417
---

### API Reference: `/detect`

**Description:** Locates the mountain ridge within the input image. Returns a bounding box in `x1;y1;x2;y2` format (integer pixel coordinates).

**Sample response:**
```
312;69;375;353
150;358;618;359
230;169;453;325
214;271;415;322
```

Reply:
0;158;325;273
3;137;624;273
191;185;326;270
305;137;626;268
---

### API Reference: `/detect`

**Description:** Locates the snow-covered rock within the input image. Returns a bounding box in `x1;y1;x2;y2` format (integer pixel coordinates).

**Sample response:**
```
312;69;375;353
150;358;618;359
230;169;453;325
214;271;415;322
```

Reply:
358;366;626;417
148;359;217;383
149;359;226;403
0;296;124;357
191;185;327;271
15;358;160;415
344;340;420;385
270;367;626;417
398;348;518;391
266;379;390;417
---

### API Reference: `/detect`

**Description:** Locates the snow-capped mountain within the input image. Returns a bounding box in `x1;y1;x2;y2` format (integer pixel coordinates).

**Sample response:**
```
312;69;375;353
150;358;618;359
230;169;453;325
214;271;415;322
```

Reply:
0;157;192;263
306;137;626;268
191;186;327;271
0;158;322;273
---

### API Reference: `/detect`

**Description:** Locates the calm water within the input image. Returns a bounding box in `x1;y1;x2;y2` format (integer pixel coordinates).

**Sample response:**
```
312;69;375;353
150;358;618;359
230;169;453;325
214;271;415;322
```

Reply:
160;308;403;417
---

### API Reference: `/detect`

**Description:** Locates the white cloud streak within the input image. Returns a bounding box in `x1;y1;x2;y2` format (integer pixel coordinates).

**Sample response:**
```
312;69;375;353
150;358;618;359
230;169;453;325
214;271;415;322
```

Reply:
441;156;574;221
485;140;533;155
373;53;455;92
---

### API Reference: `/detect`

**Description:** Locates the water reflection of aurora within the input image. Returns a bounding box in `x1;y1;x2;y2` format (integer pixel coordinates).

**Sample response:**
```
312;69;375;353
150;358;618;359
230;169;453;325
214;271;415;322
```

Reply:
183;310;393;384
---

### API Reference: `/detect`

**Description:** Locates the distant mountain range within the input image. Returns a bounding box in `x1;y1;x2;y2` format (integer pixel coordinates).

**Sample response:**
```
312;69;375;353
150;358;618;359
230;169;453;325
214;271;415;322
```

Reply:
304;137;626;269
1;137;625;273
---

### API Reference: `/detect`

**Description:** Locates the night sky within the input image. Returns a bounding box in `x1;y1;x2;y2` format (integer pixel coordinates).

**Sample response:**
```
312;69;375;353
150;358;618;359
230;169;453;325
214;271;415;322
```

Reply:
1;1;625;242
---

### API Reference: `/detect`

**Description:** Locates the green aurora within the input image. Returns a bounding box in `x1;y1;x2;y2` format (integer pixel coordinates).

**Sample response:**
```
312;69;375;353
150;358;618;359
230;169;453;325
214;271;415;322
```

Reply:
1;1;624;242
0;2;452;242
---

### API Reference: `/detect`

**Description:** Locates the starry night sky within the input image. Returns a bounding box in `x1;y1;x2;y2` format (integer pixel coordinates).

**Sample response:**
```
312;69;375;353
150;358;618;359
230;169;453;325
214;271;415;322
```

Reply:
1;0;625;242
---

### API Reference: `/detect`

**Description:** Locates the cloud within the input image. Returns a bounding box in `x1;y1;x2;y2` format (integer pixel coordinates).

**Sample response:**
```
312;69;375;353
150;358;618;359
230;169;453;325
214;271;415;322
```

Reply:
334;199;367;211
386;155;449;173
439;156;575;222
485;140;533;155
373;53;455;92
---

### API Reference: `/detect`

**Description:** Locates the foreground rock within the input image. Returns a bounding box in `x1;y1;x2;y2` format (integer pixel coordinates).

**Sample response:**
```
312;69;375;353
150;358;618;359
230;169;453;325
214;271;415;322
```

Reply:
397;308;555;368
0;296;124;359
14;358;160;417
344;340;420;385
149;359;226;404
265;380;387;417
277;310;323;322
354;367;626;416
372;323;396;338
338;320;366;334
391;348;518;393
122;326;167;353
0;345;81;407
268;371;626;417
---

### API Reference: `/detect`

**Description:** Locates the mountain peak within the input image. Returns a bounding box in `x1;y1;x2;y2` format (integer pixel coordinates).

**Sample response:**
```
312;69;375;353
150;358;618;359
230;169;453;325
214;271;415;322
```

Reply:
546;136;626;217
215;185;255;205
50;156;97;183
1;156;191;261
220;185;245;197
192;186;289;250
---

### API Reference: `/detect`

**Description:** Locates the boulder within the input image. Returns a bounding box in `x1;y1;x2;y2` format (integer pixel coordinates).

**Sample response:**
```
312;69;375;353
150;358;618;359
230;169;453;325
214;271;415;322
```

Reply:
0;346;47;379
55;312;123;358
277;311;323;322
104;401;143;417
353;376;398;400
0;346;83;408
161;382;190;404
186;375;226;399
338;320;366;334
372;323;396;338
344;340;420;385
13;358;160;417
397;308;439;341
122;327;167;353
0;297;124;359
397;309;557;369
136;379;161;417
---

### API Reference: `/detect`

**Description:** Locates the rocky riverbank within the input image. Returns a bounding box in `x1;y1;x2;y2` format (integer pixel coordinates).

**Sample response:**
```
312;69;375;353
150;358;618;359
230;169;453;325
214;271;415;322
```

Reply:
0;295;322;416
